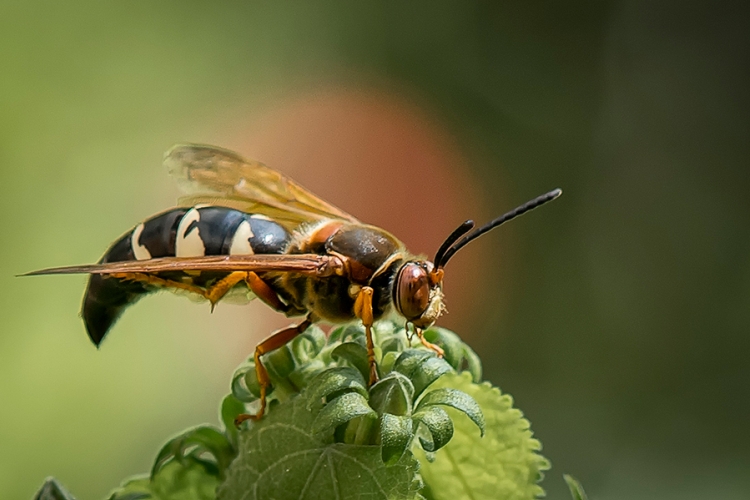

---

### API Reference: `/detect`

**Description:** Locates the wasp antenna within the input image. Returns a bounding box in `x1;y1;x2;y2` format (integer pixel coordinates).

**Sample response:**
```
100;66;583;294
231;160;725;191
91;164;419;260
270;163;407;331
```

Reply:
434;220;475;268
440;188;562;267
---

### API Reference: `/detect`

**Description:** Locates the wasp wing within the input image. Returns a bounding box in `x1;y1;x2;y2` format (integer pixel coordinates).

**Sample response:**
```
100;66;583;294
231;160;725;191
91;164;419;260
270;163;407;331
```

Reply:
164;144;359;229
21;254;340;277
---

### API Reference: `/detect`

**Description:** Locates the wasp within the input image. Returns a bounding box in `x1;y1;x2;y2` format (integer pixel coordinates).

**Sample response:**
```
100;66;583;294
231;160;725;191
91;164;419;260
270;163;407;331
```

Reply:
25;144;561;422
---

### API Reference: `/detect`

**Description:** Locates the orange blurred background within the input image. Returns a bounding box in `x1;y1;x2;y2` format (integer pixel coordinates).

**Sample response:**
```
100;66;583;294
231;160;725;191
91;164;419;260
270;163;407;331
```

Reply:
2;2;749;499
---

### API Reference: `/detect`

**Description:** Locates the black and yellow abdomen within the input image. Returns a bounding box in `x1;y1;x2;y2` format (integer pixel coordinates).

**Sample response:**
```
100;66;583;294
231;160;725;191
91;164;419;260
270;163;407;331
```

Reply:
83;206;290;345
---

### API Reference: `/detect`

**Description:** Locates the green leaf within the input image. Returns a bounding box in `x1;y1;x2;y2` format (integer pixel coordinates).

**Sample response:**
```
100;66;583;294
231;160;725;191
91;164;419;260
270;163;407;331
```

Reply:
379;350;401;375
220;394;246;449
328;324;366;344
376;322;407;355
395;351;453;398
151;425;234;480
564;474;589;500
264;344;297;381
412;357;453;398
422;328;482;382
369;372;415;416
416;388;484;436
331;342;371;382
287;359;328;391
305;366;368;410
34;478;77;500
291;325;327;361
393;349;432;376
415;372;549;500
219;390;421;500
380;413;414;465
109;459;218;500
311;391;377;436
231;361;260;402
412;406;453;453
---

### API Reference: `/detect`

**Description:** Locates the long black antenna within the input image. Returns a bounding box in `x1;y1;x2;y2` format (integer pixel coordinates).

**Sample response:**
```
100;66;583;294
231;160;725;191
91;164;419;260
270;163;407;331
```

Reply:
434;220;475;268
439;188;562;267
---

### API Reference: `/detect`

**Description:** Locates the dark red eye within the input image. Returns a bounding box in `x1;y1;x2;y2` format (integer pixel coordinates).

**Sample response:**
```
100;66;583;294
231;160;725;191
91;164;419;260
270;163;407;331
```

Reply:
395;262;430;320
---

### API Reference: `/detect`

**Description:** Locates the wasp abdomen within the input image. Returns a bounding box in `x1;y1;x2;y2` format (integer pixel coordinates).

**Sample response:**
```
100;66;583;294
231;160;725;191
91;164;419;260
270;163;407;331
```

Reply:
83;206;290;345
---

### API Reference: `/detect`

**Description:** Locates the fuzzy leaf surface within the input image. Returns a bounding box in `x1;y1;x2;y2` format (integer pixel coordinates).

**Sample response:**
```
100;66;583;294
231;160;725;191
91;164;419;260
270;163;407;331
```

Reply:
380;413;414;465
564;475;589;500
412;406;453;453
151;425;234;480
34;478;77;500
219;390;421;500
415;372;549;500
305;366;368;411
416;388;484;436
311;391;376;435
109;459;218;500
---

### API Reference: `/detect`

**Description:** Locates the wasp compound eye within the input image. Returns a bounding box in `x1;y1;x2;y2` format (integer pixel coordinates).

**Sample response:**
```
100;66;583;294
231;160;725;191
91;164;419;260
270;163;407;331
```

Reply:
394;262;431;321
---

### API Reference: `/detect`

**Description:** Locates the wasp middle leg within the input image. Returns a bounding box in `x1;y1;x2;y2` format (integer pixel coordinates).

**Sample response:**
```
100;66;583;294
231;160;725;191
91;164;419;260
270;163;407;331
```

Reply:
111;271;288;312
203;271;289;312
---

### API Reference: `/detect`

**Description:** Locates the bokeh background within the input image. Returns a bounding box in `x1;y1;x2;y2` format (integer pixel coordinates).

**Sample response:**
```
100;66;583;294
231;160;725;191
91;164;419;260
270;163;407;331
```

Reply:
2;1;749;498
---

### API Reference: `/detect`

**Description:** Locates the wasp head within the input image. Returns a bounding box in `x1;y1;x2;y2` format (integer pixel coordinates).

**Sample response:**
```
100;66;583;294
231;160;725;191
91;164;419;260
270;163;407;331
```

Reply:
394;188;563;330
393;260;446;329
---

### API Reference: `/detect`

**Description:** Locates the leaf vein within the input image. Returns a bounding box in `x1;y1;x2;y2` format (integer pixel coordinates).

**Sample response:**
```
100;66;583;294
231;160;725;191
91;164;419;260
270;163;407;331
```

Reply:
298;451;326;500
328;448;388;498
444;445;476;500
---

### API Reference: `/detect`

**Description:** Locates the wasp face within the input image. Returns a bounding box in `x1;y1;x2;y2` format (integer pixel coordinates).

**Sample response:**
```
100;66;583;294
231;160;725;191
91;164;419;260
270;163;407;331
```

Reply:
393;261;445;329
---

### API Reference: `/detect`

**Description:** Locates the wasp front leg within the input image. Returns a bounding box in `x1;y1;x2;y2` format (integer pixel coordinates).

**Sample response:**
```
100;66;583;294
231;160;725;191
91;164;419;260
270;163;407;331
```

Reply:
354;286;379;385
415;327;445;358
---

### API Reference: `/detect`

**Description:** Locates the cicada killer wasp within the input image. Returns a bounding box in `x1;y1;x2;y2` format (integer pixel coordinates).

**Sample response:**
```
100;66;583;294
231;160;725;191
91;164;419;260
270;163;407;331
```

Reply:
24;144;561;422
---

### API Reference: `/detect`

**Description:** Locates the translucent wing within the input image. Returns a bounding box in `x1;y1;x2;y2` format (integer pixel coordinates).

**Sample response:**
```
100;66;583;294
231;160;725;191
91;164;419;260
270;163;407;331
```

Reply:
164;144;359;229
22;254;342;277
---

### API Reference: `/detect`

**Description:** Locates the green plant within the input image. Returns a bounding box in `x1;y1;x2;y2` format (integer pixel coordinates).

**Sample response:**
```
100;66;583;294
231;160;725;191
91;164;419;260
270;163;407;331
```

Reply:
35;322;586;500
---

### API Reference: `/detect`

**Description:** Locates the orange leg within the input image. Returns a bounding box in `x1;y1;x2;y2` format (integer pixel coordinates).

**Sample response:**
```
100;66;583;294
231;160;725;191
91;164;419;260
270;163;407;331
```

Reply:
111;272;209;296
203;271;248;310
112;271;287;312
114;270;299;423
416;328;445;358
204;271;290;312
354;286;378;385
234;316;313;425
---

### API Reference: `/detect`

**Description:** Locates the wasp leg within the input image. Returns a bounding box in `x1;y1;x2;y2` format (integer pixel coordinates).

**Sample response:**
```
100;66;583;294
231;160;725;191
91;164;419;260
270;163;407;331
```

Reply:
416;328;445;358
110;272;208;296
203;271;247;311
234;316;313;425
354;286;379;386
203;271;289;312
110;271;283;313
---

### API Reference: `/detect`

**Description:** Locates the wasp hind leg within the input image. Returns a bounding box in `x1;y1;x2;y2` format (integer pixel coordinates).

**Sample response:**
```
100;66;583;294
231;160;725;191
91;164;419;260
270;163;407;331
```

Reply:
234;315;314;425
113;270;300;423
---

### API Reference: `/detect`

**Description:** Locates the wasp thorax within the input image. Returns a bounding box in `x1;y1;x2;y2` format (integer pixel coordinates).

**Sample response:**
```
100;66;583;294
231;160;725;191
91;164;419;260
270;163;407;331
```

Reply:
394;261;444;327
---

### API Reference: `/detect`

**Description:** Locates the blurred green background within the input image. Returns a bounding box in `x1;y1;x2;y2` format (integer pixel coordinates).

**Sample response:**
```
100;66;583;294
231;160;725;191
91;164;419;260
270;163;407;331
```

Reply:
2;1;749;498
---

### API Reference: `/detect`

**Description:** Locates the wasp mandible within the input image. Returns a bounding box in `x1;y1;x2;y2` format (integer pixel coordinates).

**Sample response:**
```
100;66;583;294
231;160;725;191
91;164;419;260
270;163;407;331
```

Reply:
25;144;561;422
